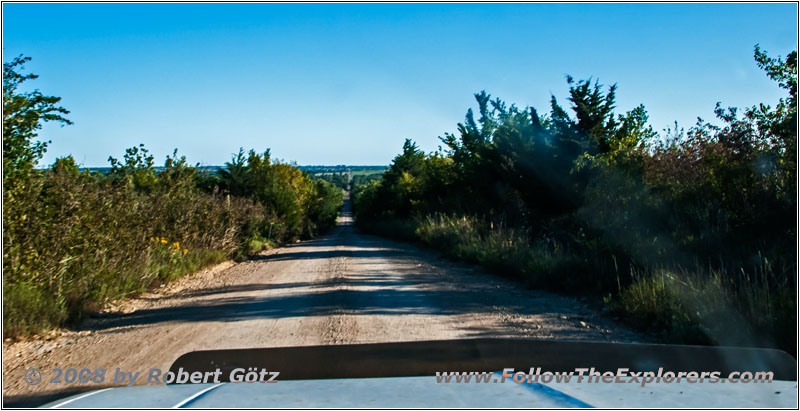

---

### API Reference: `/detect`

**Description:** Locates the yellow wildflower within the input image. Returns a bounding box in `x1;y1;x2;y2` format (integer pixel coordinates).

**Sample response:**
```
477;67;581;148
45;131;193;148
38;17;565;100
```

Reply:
160;238;167;244
182;249;188;255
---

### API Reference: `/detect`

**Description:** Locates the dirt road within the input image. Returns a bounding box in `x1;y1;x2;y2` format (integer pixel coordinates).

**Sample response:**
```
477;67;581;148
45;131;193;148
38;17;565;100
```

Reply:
3;200;645;405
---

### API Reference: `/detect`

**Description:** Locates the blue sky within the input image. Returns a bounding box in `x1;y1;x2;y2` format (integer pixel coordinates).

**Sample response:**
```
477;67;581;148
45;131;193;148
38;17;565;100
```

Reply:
2;3;797;166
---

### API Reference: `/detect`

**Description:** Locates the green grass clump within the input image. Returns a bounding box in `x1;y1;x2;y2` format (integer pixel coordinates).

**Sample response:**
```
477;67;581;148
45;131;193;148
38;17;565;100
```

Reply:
414;214;600;292
3;165;269;338
611;268;796;352
401;213;796;354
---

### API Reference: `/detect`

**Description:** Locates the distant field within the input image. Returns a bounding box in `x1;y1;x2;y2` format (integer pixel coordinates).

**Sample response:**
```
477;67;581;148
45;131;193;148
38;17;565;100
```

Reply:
351;168;386;176
301;165;387;179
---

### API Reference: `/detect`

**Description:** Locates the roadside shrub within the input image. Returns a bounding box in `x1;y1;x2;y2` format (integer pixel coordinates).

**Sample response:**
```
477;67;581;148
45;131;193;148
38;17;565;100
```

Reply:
3;154;271;337
215;149;344;241
353;46;797;354
2;55;346;339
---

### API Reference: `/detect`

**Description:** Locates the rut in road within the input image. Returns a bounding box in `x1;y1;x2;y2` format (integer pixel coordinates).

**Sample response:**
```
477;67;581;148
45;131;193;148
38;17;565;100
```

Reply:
3;198;646;402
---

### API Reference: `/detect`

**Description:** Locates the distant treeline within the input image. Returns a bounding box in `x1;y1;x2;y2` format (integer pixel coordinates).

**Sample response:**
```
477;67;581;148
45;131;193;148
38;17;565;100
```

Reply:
307;167;386;191
302;165;387;173
74;165;223;174
3;56;344;337
74;165;387;174
74;165;388;193
353;46;797;353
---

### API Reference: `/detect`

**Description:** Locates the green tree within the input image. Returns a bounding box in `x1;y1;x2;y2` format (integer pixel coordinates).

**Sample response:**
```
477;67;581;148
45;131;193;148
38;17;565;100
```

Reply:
219;148;250;197
3;55;72;194
108;144;158;193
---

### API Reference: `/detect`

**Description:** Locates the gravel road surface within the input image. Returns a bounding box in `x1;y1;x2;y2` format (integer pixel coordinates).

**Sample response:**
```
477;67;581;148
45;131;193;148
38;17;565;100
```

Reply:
3;200;645;406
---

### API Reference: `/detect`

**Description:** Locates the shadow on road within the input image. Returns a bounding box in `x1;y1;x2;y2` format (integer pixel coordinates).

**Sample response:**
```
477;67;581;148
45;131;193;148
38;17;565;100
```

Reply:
76;198;589;341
